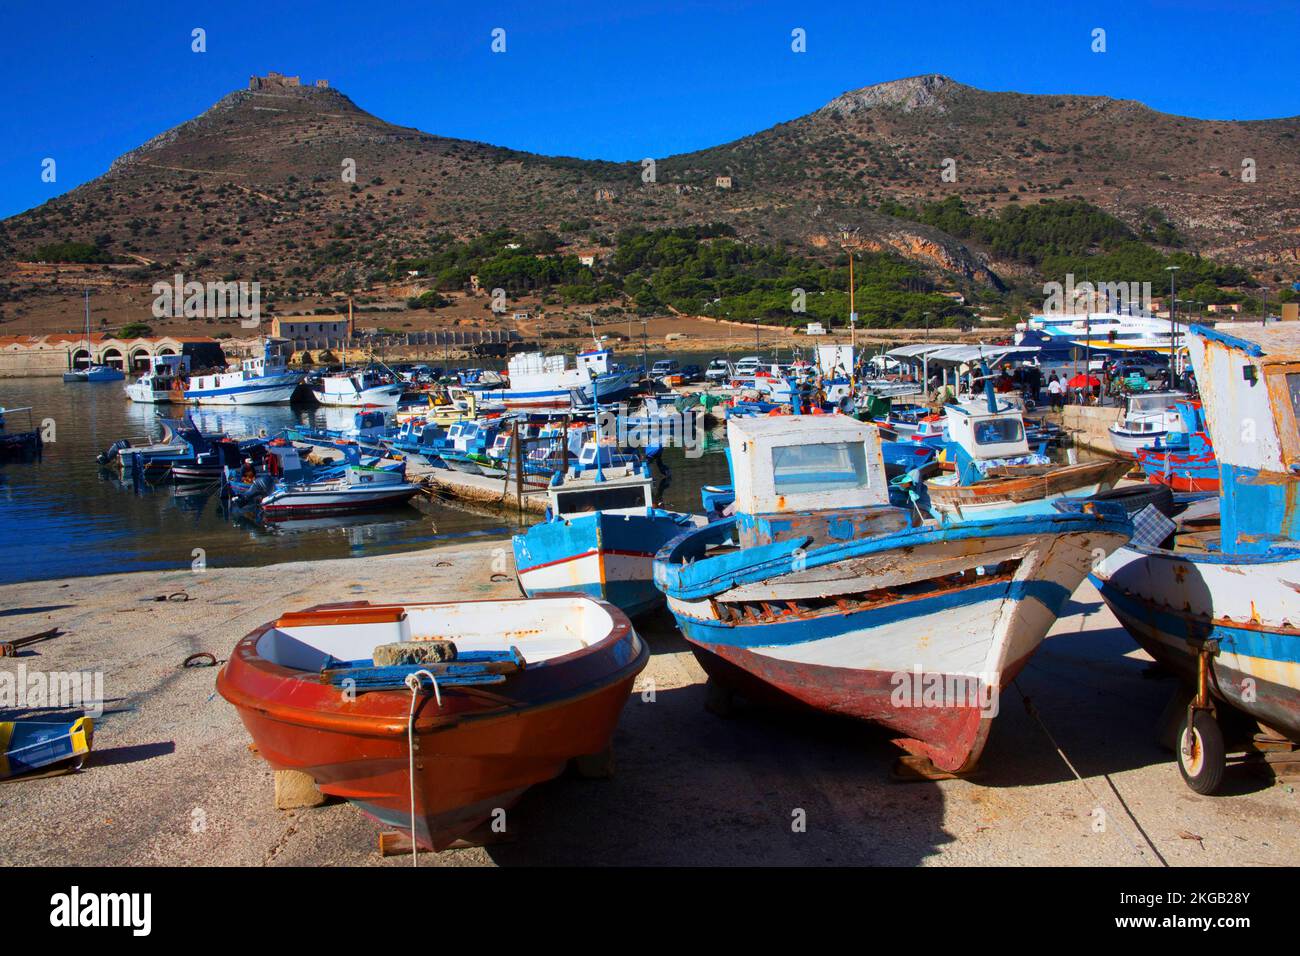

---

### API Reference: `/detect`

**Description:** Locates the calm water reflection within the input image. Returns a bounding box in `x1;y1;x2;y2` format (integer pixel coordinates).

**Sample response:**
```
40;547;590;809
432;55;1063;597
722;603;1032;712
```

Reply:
0;377;731;584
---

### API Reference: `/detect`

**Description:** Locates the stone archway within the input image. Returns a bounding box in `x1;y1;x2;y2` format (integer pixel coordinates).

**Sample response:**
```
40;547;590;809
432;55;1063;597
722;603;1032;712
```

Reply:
71;348;92;369
101;347;125;370
130;347;153;372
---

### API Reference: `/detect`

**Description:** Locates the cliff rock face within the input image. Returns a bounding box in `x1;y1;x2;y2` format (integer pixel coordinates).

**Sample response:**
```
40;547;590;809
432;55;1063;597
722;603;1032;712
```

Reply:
817;74;957;116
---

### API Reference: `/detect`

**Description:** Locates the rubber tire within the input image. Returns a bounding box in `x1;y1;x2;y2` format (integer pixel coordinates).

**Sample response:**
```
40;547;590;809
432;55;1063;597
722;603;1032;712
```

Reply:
1089;482;1177;519
1178;709;1226;795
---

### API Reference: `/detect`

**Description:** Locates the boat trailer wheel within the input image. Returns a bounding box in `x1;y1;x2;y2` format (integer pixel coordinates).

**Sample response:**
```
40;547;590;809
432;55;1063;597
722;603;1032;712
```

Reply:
1178;639;1226;795
1178;708;1225;795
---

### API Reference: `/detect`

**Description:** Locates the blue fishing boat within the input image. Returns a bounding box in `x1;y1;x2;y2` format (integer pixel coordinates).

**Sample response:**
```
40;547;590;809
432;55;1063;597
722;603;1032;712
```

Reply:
654;414;1131;773
924;373;1130;522
1092;322;1300;793
514;461;700;617
184;339;302;405
1134;397;1219;492
438;419;506;475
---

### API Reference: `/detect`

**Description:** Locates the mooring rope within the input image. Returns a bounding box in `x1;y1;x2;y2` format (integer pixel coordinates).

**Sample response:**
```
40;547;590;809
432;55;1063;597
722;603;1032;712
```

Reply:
404;669;441;867
1013;679;1168;867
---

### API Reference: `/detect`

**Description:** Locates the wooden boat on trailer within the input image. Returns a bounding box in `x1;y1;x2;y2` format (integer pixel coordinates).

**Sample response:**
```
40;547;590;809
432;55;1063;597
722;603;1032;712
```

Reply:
1092;323;1300;793
216;594;647;850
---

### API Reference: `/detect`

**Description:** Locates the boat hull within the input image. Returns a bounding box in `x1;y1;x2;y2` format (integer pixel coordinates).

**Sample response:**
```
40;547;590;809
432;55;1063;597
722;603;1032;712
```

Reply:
216;597;647;850
1092;545;1300;740
927;458;1131;522
261;485;418;518
312;385;404;407
1136;446;1220;492
186;374;302;405
514;511;692;617
1108;427;1171;458
658;516;1130;771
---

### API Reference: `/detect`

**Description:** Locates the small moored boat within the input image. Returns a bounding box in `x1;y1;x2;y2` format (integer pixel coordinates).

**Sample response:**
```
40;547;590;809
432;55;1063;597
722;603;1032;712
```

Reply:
260;462;419;518
925;380;1130;521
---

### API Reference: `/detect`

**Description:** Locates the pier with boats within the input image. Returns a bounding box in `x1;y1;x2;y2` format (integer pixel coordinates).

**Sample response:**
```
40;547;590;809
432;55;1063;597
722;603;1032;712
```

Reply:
4;325;1299;864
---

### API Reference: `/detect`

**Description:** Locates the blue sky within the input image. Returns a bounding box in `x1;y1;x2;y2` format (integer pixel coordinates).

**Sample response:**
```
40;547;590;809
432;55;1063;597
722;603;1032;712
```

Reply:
2;0;1297;219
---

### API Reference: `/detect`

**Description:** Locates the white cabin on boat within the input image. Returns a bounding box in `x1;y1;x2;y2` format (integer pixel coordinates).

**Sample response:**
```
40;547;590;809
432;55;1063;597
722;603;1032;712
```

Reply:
549;469;654;519
728;415;889;515
943;397;1030;461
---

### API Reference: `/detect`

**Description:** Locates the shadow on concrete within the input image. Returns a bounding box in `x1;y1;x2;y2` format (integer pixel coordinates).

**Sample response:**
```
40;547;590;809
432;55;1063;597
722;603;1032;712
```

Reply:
486;676;951;865
0;605;73;618
90;741;176;767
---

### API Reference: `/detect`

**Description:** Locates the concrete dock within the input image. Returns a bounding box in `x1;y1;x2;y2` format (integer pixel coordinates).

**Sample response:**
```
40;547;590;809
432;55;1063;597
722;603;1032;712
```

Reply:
2;541;1296;866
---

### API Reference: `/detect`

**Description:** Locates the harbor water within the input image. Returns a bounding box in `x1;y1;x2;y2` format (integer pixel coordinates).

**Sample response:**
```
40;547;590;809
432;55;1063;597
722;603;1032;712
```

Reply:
0;377;731;584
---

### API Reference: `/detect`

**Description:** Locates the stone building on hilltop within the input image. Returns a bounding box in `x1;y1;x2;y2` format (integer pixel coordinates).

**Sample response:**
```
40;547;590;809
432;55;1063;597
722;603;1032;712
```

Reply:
249;72;329;90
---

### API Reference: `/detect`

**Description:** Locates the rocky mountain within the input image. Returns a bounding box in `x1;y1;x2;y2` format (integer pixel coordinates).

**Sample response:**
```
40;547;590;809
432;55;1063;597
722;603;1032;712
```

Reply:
2;72;1296;309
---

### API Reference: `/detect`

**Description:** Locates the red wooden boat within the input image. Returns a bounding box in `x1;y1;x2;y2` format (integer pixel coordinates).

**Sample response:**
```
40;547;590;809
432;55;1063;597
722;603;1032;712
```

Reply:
217;594;646;850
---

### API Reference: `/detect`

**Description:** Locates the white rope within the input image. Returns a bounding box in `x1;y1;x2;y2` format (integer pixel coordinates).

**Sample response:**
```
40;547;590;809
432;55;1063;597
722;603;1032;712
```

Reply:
404;669;441;867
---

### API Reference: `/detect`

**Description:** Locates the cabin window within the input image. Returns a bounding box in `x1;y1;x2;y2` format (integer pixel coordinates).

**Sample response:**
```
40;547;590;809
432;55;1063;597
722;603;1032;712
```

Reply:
555;486;647;514
771;442;868;494
973;419;1023;445
1287;374;1300;432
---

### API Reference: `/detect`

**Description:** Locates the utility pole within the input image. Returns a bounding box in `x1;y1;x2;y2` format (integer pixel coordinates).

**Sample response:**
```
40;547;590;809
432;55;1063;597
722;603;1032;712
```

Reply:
1165;265;1180;383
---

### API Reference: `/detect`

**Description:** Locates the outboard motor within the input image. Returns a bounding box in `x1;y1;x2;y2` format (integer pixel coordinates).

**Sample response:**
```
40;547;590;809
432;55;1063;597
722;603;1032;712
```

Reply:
97;438;133;465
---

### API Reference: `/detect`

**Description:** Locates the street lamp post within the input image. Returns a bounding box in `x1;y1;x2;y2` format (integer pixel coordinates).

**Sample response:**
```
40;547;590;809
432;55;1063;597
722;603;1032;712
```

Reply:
1165;266;1180;383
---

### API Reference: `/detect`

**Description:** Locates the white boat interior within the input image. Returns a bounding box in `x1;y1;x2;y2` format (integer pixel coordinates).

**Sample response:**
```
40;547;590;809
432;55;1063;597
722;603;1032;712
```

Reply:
257;597;616;671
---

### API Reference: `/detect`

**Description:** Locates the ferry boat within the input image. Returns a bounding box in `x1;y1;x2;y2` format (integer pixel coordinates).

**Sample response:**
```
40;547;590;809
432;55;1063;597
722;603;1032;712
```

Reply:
1014;311;1176;360
482;349;639;409
124;354;190;404
653;414;1131;773
1092;322;1300;793
184;341;302;406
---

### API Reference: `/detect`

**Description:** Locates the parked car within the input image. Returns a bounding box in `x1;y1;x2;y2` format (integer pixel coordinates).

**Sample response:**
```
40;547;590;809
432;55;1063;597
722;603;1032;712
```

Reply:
650;359;680;379
705;358;733;383
680;363;702;383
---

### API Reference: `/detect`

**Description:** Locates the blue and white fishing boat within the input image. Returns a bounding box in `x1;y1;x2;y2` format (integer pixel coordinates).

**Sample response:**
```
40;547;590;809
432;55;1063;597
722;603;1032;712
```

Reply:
924;375;1130;522
184;340;302;405
514;460;701;617
1108;390;1188;457
653;414;1131;772
1092;322;1300;793
438;419;506;475
482;349;639;410
312;367;405;407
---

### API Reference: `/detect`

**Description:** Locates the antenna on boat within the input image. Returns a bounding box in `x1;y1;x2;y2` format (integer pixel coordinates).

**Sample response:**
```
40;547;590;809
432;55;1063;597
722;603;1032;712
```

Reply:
590;367;604;483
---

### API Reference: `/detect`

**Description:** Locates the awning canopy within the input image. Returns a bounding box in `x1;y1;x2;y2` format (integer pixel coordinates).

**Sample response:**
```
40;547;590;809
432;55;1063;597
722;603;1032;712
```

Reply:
920;345;1040;367
885;343;961;359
